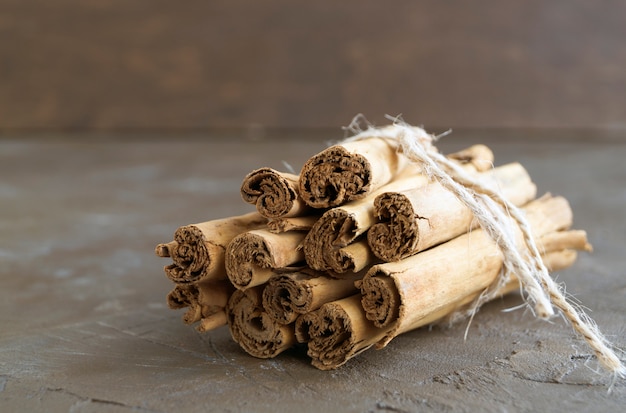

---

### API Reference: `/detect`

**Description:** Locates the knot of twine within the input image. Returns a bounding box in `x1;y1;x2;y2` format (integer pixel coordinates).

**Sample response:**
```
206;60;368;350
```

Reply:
342;114;625;382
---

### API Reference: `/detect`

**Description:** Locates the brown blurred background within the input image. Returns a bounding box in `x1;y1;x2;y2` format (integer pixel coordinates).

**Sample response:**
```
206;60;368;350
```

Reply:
1;0;625;133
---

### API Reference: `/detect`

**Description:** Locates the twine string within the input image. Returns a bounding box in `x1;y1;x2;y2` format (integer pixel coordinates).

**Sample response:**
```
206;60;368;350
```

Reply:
342;114;625;380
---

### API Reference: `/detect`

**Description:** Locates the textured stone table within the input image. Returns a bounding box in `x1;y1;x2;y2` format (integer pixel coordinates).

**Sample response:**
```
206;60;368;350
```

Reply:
1;130;625;412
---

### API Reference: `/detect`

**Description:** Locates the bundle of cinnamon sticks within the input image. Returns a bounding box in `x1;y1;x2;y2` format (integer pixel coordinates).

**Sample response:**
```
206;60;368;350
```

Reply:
155;129;594;370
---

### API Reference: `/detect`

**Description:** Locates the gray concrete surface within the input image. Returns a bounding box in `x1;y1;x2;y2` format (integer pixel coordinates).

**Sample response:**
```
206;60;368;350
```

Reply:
1;131;625;412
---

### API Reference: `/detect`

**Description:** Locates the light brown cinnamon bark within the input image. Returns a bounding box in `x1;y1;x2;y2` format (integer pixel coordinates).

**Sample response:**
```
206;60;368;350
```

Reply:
294;249;578;370
166;281;234;329
225;229;307;289
166;283;197;311
358;195;589;348
227;287;296;358
294;294;390;370
418;248;581;328
322;238;377;274
367;162;537;262
301;145;497;273
446;144;494;172
163;212;267;284
298;137;412;208
302;175;426;272
240;167;312;218
197;311;228;332
262;269;362;325
266;215;319;234
541;248;580;272
537;230;592;253
155;241;177;258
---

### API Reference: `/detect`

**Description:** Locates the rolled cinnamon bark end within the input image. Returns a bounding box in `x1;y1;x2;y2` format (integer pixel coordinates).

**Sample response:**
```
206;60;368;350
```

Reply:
155;241;177;258
169;225;213;283
164;263;186;283
262;272;316;325
197;311;228;332
294;311;315;344
368;162;537;262
294;295;389;370
302;173;430;271
302;209;353;271
167;213;267;284
299;138;406;208
240;168;310;218
166;284;203;324
360;195;586;349
166;283;198;310
326;239;375;274
182;306;203;325
225;229;306;290
302;211;376;273
367;192;424;262
166;281;234;326
356;273;400;328
262;270;361;325
227;287;296;359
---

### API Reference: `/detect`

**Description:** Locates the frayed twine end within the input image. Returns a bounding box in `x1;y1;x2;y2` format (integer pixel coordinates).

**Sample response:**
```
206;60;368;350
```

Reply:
342;114;625;381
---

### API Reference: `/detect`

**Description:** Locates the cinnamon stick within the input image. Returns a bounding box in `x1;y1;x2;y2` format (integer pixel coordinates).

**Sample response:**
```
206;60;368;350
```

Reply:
302;175;426;272
295;248;578;370
294;295;389;370
540;248;580;272
446;144;494;172
427;248;580;328
197;311;228;333
537;230;593;253
225;229;307;290
358;195;588;348
240;167;312;218
301;146;499;273
367;162;537;262
155;241;177;258
166;283;197;311
227;287;296;358
266;215;319;234
166;280;234;330
321;238;376;274
262;269;362;325
163;212;267;284
298;136;412;208
415;248;581;328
